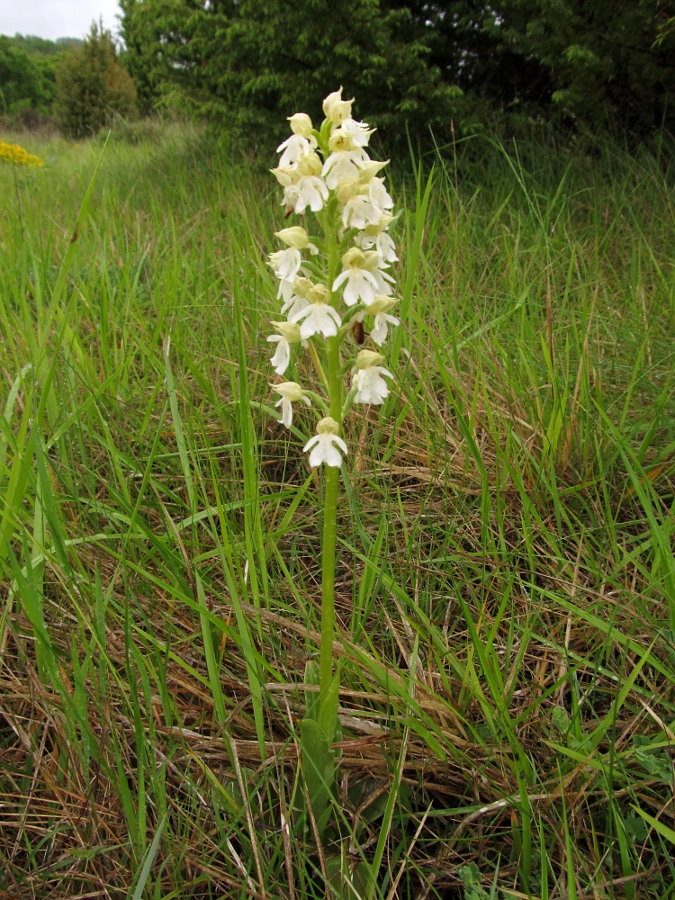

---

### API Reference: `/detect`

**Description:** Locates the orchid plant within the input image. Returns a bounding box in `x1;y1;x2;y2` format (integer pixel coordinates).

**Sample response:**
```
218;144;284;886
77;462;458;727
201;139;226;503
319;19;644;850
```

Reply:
265;89;399;836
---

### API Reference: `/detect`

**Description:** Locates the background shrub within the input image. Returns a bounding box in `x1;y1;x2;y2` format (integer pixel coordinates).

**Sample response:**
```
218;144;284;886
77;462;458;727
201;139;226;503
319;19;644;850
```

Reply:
55;23;137;139
0;35;72;127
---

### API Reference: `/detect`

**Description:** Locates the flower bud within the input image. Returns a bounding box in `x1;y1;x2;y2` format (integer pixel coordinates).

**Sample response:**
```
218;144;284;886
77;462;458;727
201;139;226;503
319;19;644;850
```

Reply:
355;349;385;369
368;295;399;315
362;213;395;236
270;321;302;342
307;283;330;304
288;112;313;137
270;165;298;187
275;226;310;249
323;89;342;116
341;247;367;269
296;152;323;177
358;160;389;182
323;88;354;125
293;277;313;298
273;381;306;402
316;416;340;435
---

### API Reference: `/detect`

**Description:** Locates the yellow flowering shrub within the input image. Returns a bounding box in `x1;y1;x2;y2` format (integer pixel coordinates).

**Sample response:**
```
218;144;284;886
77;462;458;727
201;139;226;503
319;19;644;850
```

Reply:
0;141;44;167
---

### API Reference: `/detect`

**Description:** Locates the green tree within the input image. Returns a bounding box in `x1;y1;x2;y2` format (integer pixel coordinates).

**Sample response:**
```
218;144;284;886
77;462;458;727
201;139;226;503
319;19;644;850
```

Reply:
119;0;464;143
0;36;57;116
55;23;138;138
490;0;675;132
119;0;675;138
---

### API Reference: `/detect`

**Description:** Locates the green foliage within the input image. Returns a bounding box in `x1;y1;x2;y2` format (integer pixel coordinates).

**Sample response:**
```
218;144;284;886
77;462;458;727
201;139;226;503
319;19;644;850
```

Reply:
55;23;138;139
119;0;675;139
8;34;83;57
117;0;170;115
0;36;59;117
120;0;464;143
492;0;675;133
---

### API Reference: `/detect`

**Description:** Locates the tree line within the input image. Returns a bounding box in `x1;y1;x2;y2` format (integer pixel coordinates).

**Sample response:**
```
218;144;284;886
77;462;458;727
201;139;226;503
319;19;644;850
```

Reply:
0;26;136;137
2;1;674;141
119;0;675;140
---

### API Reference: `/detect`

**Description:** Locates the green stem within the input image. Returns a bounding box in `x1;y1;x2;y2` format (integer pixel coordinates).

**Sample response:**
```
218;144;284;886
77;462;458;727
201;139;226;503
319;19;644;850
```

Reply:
319;334;343;694
319;462;340;692
318;208;343;698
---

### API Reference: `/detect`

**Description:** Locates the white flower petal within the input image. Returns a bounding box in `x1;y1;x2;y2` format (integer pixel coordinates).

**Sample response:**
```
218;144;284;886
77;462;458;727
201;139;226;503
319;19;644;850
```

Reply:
371;313;400;345
291;302;341;338
268;337;290;375
281;294;310;319
322;150;368;189
353;365;393;404
304;432;347;467
324;442;343;467
277;133;312;168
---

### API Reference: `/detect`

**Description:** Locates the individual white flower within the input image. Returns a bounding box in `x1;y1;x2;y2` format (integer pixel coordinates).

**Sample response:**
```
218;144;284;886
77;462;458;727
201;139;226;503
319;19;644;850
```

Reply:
322;147;369;190
277;133;313;168
368;178;394;213
303;417;348;468
355;213;397;259
267;321;303;375
273;381;311;428
340;117;374;148
352;350;393;404
356;229;398;266
323;88;354;126
332;247;380;307
270;164;297;187
276;118;317;168
362;249;396;295
327;129;356;154
368;295;400;345
269;247;302;282
295;152;323;177
281;294;310;319
280;276;313;318
290;284;341;338
288;112;314;138
284;176;329;215
341;188;384;230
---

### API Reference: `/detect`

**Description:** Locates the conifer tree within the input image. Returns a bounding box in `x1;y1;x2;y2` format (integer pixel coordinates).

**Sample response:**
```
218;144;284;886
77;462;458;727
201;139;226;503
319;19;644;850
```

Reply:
55;23;138;138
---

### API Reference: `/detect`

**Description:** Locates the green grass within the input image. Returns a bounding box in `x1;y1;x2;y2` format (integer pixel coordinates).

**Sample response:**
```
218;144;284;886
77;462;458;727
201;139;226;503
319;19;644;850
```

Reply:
1;120;675;899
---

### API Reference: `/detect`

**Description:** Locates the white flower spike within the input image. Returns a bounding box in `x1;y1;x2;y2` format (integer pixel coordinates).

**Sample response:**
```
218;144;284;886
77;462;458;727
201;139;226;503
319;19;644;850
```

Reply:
263;92;405;788
303;417;348;468
267;90;400;459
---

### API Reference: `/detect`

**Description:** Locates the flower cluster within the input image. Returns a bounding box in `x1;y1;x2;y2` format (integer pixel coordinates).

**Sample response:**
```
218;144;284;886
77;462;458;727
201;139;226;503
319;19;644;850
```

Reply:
0;142;44;167
267;89;399;469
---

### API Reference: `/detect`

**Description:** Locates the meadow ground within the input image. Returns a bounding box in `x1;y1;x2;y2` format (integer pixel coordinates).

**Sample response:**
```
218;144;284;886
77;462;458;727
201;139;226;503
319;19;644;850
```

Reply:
1;121;675;899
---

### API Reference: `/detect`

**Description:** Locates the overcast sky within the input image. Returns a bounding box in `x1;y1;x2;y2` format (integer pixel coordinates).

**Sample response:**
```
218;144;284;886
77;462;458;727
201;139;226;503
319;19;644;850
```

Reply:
0;0;122;41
